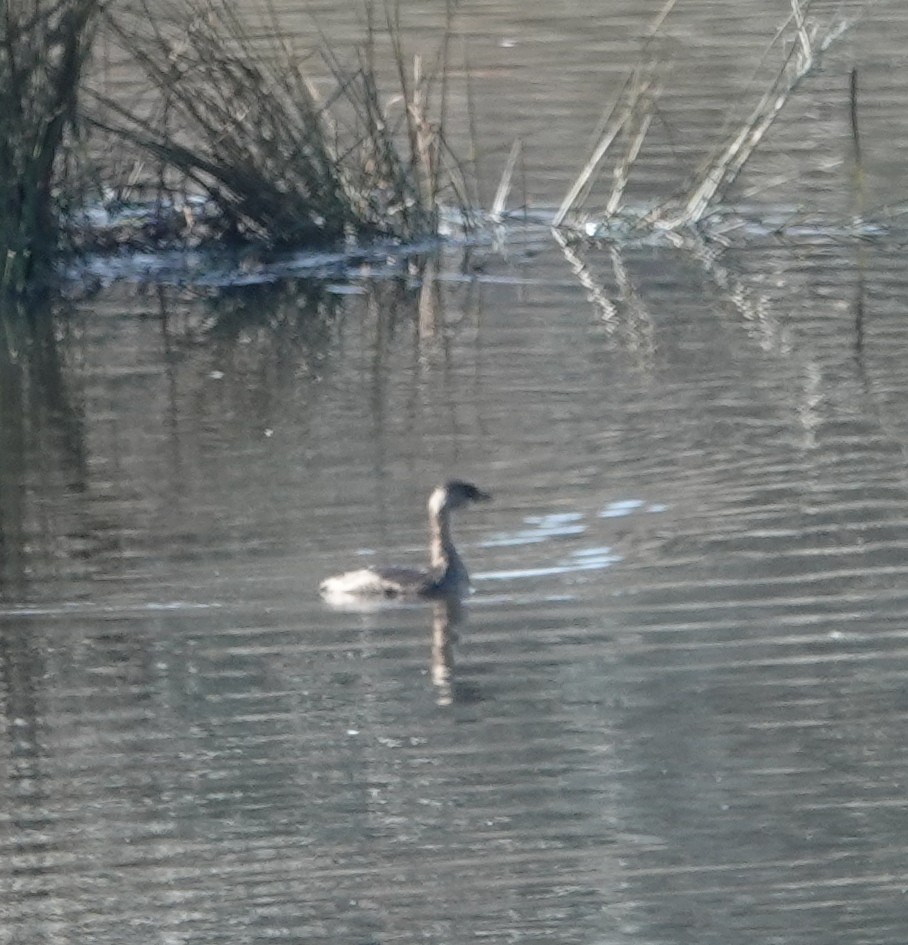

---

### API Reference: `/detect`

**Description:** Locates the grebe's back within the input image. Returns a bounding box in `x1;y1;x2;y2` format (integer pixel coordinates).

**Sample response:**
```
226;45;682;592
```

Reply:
319;480;490;600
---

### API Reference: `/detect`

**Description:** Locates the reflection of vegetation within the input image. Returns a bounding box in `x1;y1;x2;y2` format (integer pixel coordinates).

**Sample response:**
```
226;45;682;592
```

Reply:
0;297;88;599
0;620;47;808
139;279;355;436
198;282;344;415
203;281;342;343
0;0;100;292
0;312;27;595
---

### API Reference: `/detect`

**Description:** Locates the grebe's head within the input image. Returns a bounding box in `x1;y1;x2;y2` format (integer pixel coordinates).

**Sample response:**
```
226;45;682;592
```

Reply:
428;480;491;515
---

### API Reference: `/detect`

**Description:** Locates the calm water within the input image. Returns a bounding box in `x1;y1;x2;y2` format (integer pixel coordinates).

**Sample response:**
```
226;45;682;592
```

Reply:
5;2;908;944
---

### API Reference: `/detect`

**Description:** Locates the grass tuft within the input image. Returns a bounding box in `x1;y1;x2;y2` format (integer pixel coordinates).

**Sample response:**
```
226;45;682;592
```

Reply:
89;0;469;249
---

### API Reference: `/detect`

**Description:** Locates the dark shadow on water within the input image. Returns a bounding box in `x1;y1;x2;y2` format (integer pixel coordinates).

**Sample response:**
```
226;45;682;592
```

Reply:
0;293;89;601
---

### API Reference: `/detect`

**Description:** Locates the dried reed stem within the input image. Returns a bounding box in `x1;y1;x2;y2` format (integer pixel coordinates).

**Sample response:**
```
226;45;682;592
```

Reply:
556;0;853;237
655;2;851;228
491;139;522;219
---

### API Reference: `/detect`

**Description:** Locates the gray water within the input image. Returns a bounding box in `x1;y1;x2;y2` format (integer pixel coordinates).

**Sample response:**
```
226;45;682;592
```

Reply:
5;2;908;944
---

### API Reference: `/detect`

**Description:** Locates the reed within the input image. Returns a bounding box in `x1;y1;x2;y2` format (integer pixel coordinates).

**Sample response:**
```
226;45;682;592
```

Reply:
653;1;851;229
0;0;101;294
558;0;854;235
90;0;468;248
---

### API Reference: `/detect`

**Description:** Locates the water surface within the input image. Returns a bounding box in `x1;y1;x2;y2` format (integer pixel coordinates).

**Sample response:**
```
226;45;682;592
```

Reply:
5;2;908;944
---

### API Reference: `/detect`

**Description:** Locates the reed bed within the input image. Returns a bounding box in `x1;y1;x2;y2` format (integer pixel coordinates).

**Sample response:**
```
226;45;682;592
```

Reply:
89;0;468;249
0;0;867;295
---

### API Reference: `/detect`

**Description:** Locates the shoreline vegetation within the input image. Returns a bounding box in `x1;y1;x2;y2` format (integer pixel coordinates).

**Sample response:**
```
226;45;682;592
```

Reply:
1;0;100;293
1;0;860;296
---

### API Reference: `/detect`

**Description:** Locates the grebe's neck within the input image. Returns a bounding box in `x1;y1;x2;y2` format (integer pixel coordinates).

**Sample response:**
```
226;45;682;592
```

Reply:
429;505;455;569
428;495;467;584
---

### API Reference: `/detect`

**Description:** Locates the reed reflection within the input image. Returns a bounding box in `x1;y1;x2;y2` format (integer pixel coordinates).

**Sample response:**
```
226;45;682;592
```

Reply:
0;294;88;599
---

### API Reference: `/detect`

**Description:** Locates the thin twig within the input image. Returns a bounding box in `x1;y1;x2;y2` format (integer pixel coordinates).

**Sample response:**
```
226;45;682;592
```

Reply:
491;138;521;219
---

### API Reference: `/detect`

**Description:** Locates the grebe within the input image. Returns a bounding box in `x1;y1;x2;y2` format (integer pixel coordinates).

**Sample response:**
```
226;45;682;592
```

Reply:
320;480;491;599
